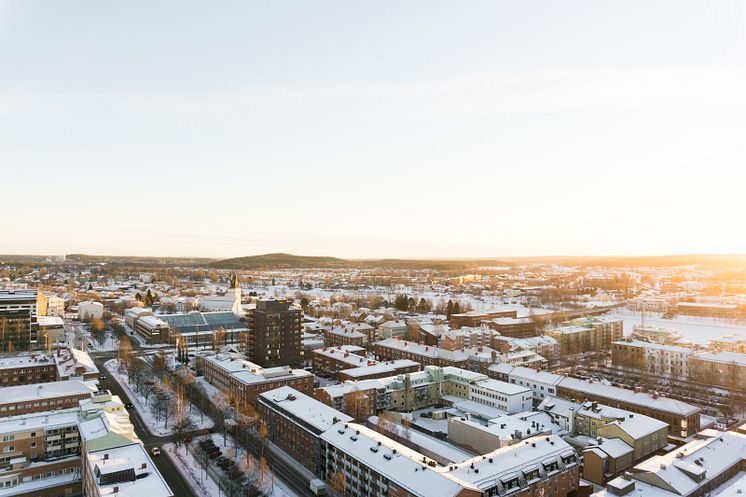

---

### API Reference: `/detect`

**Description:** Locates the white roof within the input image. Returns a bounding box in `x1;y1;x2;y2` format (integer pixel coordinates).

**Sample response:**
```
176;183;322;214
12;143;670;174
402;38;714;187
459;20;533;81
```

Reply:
258;386;351;433
87;443;172;497
441;435;577;490
0;408;79;435
594;431;746;497
0;379;97;403
321;422;473;497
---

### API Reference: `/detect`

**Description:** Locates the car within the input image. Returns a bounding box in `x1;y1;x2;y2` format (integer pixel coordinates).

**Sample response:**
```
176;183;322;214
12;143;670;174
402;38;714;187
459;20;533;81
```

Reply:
208;450;221;460
99;375;107;381
123;402;133;409
151;447;161;457
215;456;227;465
184;436;192;443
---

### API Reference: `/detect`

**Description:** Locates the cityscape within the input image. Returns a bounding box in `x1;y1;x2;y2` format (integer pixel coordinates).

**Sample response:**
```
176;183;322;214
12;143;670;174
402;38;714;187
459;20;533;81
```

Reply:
0;254;745;497
2;2;746;497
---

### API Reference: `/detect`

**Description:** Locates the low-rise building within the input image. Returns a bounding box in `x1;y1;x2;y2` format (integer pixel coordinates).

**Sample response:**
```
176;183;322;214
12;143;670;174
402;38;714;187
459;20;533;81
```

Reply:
611;339;693;380
494;365;701;437
0;380;98;418
78;301;104;321
198;352;314;406
312;345;369;378
84;442;173;497
592;430;746;497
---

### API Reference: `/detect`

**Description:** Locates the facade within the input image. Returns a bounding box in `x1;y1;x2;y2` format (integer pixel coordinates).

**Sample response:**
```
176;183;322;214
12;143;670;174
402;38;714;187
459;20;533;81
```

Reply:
38;316;66;344
0;380;98;418
0;290;38;351
198;352;313;406
450;309;518;329
77;301;104;321
257;386;352;474
324;326;368;347
36;292;65;317
248;299;303;368
312;345;370;378
675;301;739;317
687;351;746;390
494;365;701;437
485;317;538;338
611;340;692;380
0;348;98;386
546;317;623;357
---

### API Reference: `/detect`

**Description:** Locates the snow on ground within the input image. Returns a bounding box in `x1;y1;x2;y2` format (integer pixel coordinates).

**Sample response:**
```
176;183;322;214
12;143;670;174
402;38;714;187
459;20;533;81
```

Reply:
104;358;213;436
164;442;222;497
82;332;120;352
166;432;299;497
610;309;746;345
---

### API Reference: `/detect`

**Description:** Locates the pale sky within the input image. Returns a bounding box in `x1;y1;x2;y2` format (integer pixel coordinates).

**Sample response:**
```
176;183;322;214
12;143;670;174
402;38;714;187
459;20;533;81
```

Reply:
1;1;746;259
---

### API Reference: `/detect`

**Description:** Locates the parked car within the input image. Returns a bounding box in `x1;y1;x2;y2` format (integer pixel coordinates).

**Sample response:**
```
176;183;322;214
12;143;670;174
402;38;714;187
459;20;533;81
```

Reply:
151;447;161;457
208;450;221;460
123;402;134;409
215;456;227;465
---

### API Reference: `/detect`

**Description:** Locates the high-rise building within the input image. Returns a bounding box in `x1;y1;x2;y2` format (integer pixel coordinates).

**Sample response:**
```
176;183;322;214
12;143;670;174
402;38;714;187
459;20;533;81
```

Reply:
248;299;303;367
0;290;38;352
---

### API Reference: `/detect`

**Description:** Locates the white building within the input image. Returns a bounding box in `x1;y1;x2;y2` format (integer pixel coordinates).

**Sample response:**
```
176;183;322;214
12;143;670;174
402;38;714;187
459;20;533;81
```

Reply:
78;301;104;321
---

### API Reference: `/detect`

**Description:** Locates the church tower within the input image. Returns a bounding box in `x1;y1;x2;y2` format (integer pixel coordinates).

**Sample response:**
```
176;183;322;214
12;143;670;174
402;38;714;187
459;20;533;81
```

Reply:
229;272;242;315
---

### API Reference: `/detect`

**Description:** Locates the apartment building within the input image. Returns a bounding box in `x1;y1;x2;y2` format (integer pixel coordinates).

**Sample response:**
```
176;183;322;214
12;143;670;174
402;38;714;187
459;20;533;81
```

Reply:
546;317;623;357
324;326;368;347
0;380;98;418
0;290;38;351
493;365;701;437
0;349;98;387
36;291;65;318
338;360;420;382
320;423;579;497
593;430;746;497
611;340;693;380
247;299;303;368
312;345;369;378
257;386;352;474
317;366;532;420
485;317;538;338
687;351;746;390
198;352;313;406
708;333;746;353
374;338;501;372
450;309;517;329
84;442;172;497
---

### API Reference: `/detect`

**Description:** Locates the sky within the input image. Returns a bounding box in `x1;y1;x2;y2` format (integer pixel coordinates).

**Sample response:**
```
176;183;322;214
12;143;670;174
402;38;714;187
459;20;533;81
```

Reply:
1;1;746;259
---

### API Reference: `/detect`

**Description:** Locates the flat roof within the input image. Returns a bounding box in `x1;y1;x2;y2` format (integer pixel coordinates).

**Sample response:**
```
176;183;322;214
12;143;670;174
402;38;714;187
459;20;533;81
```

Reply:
87;443;173;497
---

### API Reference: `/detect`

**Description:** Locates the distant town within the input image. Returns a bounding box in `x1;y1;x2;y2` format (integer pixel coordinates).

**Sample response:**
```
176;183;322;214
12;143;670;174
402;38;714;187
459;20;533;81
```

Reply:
0;253;744;497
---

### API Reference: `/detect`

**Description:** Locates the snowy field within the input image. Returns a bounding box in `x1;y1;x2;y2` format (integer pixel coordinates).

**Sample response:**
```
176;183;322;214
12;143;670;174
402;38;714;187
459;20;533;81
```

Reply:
104;358;213;436
610;309;746;345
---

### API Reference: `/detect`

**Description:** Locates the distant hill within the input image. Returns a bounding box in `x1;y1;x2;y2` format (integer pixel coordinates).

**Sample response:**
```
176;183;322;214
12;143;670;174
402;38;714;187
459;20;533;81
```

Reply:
211;252;746;270
210;253;512;270
211;253;349;269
